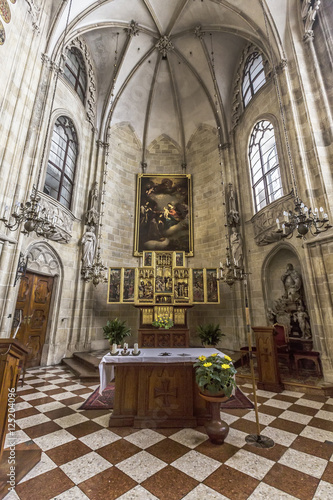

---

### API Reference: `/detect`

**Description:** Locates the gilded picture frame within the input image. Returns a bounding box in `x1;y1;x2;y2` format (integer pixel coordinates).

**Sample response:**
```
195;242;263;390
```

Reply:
134;174;193;256
173;251;185;268
107;268;122;303
143;251;155;268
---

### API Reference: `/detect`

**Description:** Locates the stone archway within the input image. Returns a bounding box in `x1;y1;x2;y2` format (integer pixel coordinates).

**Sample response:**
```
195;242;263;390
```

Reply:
25;242;63;365
262;244;312;345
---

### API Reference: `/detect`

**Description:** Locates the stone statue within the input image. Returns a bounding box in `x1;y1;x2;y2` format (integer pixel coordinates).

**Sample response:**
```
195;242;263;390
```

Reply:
293;305;311;339
304;1;320;36
85;182;99;227
267;307;277;324
301;0;312;20
81;226;96;268
230;227;243;268
281;263;302;302
227;183;240;226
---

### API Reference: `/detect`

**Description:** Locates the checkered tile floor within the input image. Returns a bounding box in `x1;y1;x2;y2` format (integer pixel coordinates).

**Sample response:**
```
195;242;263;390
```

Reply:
3;366;333;499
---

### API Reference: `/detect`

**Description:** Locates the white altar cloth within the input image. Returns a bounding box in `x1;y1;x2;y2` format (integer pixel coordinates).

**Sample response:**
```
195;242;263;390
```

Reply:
99;347;223;393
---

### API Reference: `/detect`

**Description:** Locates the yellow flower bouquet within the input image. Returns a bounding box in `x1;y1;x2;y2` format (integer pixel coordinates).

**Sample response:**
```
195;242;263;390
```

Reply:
152;314;174;329
194;353;237;398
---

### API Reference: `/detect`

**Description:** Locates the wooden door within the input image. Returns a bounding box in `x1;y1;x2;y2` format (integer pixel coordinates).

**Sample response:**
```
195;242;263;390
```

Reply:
13;272;54;367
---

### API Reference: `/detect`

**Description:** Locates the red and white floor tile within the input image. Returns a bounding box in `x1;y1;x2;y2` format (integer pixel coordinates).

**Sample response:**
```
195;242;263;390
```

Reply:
3;366;333;500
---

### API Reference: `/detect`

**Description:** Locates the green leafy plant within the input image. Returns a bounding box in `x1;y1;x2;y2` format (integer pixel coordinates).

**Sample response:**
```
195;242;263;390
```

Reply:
196;323;224;346
194;353;237;398
152;314;174;329
103;318;131;345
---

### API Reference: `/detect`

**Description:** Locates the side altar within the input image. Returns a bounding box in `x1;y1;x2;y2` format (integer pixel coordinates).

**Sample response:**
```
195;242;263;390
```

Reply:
107;251;219;348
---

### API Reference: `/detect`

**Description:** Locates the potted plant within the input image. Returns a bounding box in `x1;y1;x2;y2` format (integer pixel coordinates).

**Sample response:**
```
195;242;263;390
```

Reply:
194;353;237;445
152;314;174;329
194;353;237;398
103;318;131;346
196;323;224;347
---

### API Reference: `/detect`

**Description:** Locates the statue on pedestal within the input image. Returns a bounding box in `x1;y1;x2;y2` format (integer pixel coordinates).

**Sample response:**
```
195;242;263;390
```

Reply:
281;263;302;302
85;181;99;227
230;227;243;268
81;226;96;268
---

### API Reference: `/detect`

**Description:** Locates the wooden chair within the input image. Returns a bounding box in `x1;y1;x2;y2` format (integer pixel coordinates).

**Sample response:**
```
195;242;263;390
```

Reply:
293;351;322;377
273;323;293;374
239;346;256;367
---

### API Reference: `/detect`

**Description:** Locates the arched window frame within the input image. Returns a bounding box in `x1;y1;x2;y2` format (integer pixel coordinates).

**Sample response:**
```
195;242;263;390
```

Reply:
242;51;266;108
43;116;79;210
231;45;270;130
63;47;87;103
248;119;284;213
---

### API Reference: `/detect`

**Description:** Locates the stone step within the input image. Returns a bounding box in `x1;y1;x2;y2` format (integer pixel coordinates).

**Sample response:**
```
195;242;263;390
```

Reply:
62;357;99;380
73;351;101;370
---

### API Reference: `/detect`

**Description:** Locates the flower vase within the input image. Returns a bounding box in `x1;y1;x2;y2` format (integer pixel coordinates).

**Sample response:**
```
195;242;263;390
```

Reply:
199;391;230;445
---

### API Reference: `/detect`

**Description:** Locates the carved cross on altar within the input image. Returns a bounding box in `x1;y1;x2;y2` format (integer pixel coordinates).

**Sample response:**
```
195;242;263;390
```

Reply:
154;379;177;407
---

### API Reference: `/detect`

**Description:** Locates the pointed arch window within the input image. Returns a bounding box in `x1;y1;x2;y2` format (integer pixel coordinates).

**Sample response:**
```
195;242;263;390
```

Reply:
64;47;87;103
43;116;78;209
242;52;266;107
249;120;283;212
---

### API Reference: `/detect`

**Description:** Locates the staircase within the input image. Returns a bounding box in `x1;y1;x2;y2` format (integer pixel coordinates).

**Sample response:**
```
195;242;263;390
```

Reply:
62;351;103;380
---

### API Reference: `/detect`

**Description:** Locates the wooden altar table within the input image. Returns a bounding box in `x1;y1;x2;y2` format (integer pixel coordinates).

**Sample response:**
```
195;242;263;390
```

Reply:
99;348;222;428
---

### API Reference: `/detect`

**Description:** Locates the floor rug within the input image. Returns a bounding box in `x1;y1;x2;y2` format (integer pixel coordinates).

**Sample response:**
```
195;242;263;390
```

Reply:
79;384;115;410
80;385;253;411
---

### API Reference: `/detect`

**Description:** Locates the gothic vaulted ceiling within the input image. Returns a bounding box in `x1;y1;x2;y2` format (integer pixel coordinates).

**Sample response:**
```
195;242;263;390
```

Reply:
48;0;288;156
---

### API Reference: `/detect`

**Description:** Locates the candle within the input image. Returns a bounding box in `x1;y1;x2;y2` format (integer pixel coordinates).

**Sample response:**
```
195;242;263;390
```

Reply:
282;223;286;234
276;218;280;230
123;343;128;350
111;343;117;354
133;343;138;354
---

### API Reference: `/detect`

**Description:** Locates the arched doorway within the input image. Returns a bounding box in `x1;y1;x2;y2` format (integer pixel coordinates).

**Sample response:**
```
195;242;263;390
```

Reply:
13;242;62;367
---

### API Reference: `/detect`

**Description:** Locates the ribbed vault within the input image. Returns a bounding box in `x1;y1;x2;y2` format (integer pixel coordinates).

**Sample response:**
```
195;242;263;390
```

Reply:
47;0;288;163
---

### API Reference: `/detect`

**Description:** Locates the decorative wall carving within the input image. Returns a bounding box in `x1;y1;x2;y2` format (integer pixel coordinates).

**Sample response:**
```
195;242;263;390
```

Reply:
267;263;312;341
67;37;96;129
251;193;295;246
124;20;139;37
85;181;99;227
156;36;174;58
301;0;321;41
26;242;60;276
194;25;205;39
25;0;41;33
227;183;240;226
37;191;74;243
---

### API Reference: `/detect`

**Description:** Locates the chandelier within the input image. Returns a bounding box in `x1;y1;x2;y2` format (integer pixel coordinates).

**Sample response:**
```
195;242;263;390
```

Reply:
1;185;57;236
0;0;73;238
259;0;331;239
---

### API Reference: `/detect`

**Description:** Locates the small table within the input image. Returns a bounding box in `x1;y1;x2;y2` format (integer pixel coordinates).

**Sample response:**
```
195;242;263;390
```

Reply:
99;348;222;428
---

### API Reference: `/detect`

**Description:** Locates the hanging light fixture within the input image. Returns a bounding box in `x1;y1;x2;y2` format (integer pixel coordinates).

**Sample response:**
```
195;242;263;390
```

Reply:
0;0;73;238
259;0;331;239
83;32;119;286
206;32;245;286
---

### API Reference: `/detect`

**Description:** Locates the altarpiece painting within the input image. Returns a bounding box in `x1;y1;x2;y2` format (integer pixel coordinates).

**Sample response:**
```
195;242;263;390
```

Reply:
134;174;193;256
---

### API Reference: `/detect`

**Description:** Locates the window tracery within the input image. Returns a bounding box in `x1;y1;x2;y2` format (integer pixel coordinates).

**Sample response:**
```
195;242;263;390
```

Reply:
64;47;87;103
248;120;283;212
242;52;266;107
43;116;78;210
